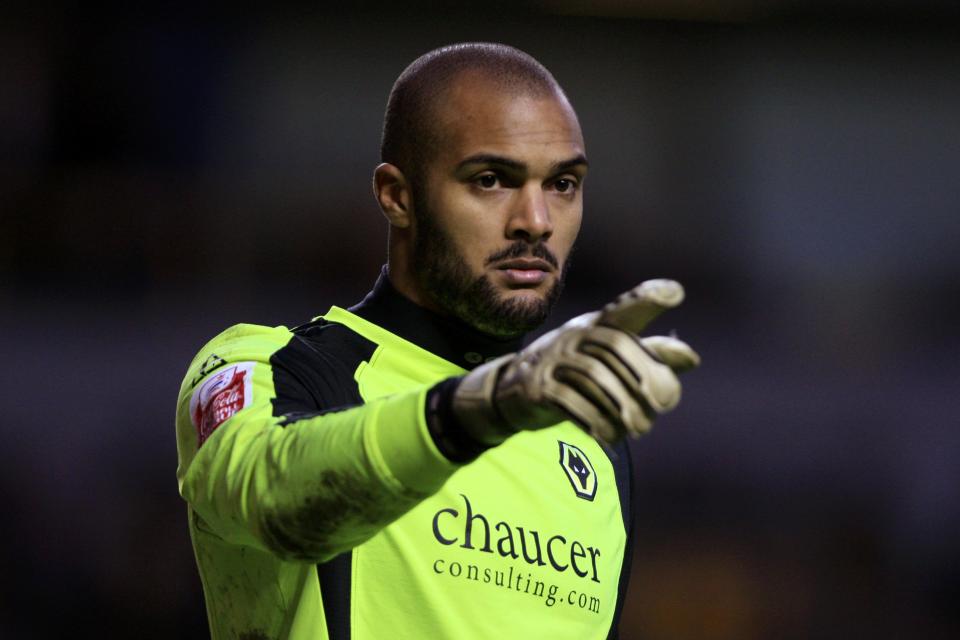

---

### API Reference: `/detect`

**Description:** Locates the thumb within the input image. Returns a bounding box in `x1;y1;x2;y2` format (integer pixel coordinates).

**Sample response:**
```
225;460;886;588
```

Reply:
596;279;685;334
641;335;701;373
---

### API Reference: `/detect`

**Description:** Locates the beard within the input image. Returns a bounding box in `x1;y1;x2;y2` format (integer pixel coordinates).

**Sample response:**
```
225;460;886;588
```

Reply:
411;195;570;338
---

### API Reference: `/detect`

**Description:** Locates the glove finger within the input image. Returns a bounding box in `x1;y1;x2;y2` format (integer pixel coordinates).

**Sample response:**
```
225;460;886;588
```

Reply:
579;326;681;413
550;367;624;443
596;279;685;334
641;335;701;373
641;361;682;413
575;344;660;432
554;365;619;424
552;355;654;438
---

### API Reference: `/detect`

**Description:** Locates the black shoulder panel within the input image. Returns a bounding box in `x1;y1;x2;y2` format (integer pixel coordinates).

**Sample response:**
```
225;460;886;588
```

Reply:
268;318;377;640
269;319;377;421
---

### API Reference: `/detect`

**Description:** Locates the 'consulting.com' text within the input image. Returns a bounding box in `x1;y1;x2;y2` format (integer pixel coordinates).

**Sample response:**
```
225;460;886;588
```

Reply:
432;557;602;613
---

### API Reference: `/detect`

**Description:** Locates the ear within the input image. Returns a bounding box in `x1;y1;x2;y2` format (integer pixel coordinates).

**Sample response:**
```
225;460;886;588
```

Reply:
373;163;413;229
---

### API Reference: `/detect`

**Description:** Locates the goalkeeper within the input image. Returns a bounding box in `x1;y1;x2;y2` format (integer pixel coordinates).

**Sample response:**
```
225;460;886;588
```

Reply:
176;42;699;640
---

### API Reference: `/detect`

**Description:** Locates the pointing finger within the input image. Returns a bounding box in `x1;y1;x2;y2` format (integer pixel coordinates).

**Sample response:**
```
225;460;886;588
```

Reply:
596;279;685;334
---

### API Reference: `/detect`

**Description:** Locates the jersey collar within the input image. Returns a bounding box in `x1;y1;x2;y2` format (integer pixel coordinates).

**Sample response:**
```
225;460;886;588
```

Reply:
348;267;524;371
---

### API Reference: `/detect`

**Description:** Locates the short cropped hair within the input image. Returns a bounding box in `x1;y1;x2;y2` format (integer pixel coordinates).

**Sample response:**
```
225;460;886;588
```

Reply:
380;43;564;185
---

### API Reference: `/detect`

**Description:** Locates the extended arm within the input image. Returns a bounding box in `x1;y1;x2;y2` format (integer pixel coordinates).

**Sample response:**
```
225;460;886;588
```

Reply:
175;324;459;563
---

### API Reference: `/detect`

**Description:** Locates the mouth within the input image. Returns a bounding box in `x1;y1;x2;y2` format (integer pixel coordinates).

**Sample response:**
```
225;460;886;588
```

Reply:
495;258;553;286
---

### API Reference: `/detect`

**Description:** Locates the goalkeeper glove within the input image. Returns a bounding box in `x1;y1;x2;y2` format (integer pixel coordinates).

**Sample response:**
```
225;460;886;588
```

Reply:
450;279;700;446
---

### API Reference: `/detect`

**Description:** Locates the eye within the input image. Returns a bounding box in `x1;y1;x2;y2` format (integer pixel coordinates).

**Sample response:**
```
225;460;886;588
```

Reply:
553;178;578;193
476;174;499;189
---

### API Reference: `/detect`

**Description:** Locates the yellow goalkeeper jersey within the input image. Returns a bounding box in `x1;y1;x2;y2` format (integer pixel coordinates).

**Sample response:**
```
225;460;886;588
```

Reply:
175;273;634;640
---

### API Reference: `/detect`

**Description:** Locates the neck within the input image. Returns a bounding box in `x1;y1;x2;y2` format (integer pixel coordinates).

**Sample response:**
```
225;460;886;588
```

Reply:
349;267;524;370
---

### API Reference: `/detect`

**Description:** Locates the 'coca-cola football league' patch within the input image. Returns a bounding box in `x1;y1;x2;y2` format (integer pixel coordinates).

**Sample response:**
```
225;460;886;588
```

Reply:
190;362;255;446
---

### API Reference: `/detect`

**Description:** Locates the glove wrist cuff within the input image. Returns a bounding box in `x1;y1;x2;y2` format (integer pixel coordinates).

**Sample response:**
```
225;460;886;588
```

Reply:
425;378;490;462
450;354;516;446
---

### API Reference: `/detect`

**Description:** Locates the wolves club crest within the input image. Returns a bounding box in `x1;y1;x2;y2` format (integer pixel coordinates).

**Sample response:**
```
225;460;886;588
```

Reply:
558;441;598;501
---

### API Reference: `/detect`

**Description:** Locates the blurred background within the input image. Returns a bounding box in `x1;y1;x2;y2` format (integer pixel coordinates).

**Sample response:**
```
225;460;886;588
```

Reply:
2;1;959;638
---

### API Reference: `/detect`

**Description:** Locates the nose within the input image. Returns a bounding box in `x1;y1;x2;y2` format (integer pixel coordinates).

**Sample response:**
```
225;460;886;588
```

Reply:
506;184;553;243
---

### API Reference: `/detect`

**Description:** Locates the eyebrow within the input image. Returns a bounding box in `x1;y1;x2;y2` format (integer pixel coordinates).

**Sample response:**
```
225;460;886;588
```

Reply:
456;153;589;174
551;154;589;173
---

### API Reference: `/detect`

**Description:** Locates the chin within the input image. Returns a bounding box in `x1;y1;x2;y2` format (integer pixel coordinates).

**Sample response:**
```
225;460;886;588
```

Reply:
441;270;562;337
498;286;548;304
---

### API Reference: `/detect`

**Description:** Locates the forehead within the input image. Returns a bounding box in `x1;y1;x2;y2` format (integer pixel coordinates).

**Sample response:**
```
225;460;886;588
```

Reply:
432;76;585;166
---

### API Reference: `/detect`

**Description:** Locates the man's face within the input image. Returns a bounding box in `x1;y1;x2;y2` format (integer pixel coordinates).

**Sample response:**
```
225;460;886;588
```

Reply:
410;78;587;338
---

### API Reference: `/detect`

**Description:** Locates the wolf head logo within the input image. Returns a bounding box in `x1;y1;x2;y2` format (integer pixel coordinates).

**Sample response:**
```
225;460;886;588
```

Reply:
558;441;598;501
567;452;591;489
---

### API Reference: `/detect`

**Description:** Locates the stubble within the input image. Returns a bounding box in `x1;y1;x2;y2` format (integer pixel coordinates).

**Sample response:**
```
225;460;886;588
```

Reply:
411;198;569;338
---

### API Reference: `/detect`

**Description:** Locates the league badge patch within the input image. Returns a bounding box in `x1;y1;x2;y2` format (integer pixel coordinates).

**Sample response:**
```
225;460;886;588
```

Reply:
190;362;255;446
558;441;598;501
